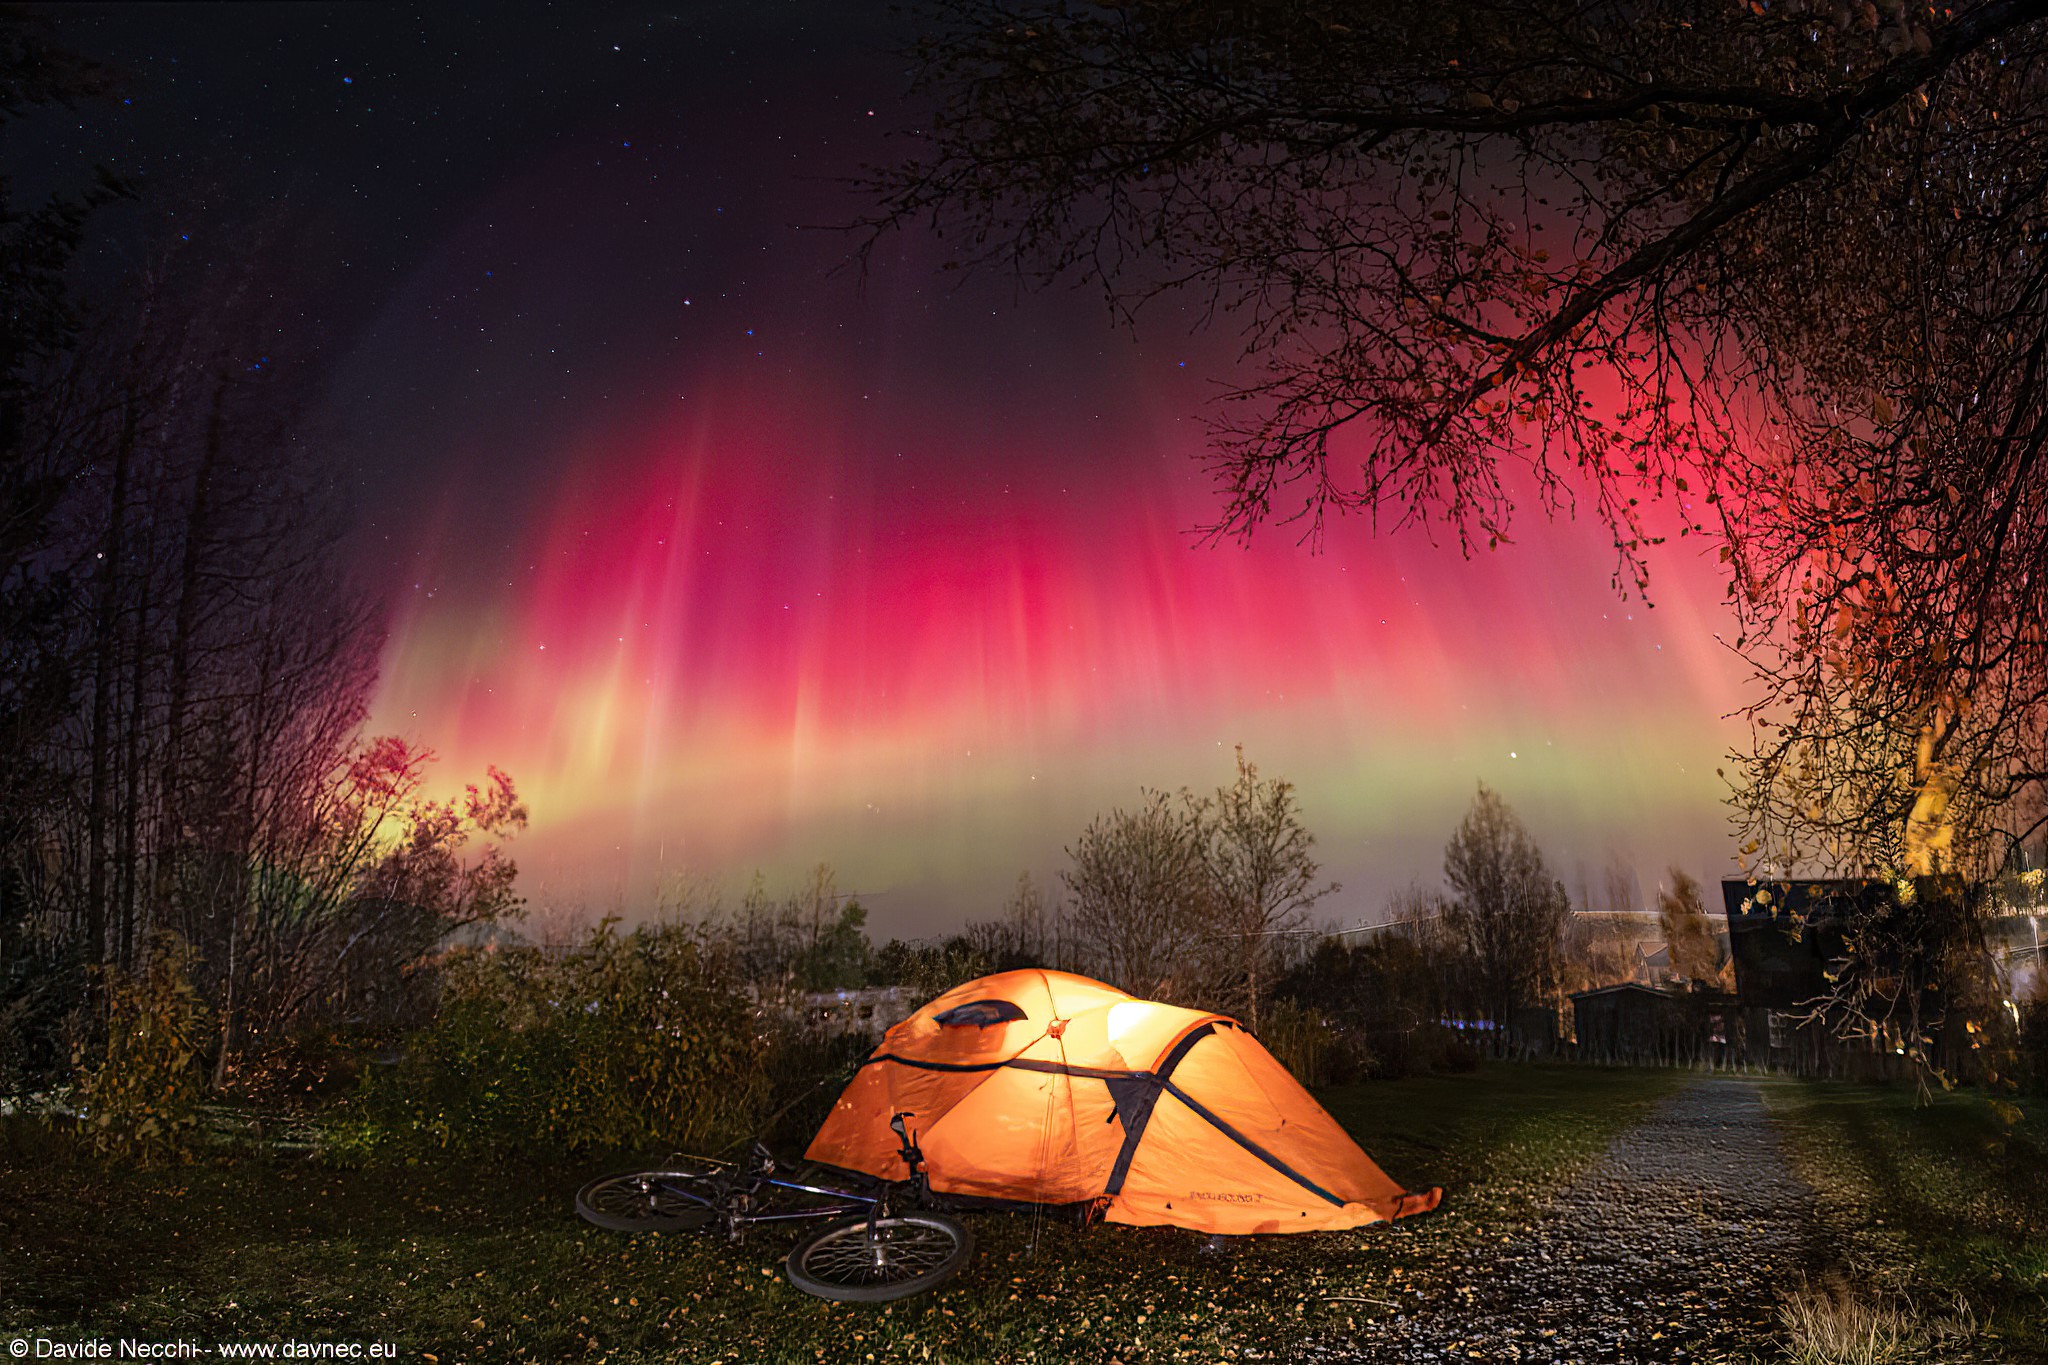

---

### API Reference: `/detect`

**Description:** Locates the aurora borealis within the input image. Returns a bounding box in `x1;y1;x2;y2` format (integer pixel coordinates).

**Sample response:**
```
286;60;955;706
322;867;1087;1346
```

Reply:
43;2;1752;934
361;286;1751;929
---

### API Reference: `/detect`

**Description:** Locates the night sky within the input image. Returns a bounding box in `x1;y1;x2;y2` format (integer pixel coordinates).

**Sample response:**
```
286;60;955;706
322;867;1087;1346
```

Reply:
29;2;1752;935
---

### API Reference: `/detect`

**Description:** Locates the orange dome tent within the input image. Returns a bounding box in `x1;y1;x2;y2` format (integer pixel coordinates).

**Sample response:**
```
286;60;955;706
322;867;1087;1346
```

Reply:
805;969;1441;1235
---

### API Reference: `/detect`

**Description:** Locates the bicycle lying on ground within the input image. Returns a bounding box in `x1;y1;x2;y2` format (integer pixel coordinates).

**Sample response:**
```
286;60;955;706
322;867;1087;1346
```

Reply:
574;1112;973;1303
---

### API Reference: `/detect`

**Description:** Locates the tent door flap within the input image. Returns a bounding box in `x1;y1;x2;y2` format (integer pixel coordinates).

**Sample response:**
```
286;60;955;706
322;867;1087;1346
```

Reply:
1102;1075;1163;1194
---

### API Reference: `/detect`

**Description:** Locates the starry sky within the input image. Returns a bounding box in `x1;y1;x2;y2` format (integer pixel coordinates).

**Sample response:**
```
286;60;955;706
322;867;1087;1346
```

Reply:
28;2;1752;935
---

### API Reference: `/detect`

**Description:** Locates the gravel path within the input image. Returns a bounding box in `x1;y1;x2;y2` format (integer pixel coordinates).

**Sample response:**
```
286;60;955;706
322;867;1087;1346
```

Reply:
1302;1076;1819;1363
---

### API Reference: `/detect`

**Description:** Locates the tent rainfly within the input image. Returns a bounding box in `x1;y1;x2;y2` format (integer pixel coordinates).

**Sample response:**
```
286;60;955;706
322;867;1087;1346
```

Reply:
806;969;1441;1235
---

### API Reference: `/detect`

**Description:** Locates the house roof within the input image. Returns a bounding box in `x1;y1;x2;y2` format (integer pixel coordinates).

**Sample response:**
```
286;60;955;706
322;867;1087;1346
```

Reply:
1568;982;1676;1002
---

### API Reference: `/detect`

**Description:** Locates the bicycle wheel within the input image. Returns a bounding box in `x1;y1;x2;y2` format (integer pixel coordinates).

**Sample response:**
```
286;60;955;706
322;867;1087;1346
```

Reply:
784;1213;973;1303
575;1167;723;1232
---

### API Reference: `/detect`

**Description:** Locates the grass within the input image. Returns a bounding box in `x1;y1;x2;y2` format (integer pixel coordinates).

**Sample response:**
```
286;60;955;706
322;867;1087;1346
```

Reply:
1762;1077;2048;1363
1776;1280;1935;1365
0;1063;1685;1363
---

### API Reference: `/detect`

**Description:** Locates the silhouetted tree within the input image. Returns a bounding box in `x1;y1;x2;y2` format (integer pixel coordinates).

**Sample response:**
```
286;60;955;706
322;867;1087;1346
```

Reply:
688;865;874;999
220;737;528;1079
869;0;2048;1052
0;15;128;1093
1199;746;1336;1031
1279;930;1457;1080
1063;788;1212;1001
1442;784;1569;1047
0;16;544;1106
872;935;993;999
869;2;2033;570
999;869;1061;967
1601;853;1643;916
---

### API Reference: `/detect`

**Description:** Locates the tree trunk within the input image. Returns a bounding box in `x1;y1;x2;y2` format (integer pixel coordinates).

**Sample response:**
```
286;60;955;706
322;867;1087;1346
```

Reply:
215;646;271;1088
116;580;148;970
155;376;227;945
86;391;137;969
213;895;237;1090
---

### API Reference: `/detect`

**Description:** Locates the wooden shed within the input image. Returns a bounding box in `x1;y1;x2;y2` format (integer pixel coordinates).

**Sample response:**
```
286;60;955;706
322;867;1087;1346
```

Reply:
1570;982;1733;1065
1571;983;1672;1063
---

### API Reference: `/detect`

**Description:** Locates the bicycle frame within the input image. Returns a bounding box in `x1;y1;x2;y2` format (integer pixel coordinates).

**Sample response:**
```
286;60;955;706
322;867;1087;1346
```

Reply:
575;1112;974;1304
729;1167;874;1226
681;1110;931;1243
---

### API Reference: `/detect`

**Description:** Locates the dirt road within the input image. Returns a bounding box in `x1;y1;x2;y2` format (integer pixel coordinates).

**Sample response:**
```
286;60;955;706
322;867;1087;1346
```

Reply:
1302;1076;1818;1363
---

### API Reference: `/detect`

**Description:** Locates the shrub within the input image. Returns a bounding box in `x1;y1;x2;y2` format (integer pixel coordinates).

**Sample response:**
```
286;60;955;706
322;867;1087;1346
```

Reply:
872;937;996;1001
74;932;210;1164
1259;997;1370;1088
1438;1033;1483;1073
0;947;89;1103
350;918;772;1158
1275;933;1480;1079
756;1026;877;1149
228;1030;367;1107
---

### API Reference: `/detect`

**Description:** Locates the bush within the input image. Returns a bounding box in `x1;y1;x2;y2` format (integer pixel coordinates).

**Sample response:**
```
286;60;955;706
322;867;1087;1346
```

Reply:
1258;997;1370;1088
871;937;996;1000
348;918;772;1158
0;946;88;1102
228;1030;371;1108
74;932;210;1164
1275;934;1479;1080
1438;1033;1482;1073
756;1027;877;1149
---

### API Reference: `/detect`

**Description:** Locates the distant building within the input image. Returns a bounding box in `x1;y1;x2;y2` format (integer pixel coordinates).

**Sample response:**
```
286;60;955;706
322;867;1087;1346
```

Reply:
796;986;916;1038
1718;877;1930;1075
1569;908;1666;984
1567;908;1731;987
1569;982;1733;1066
